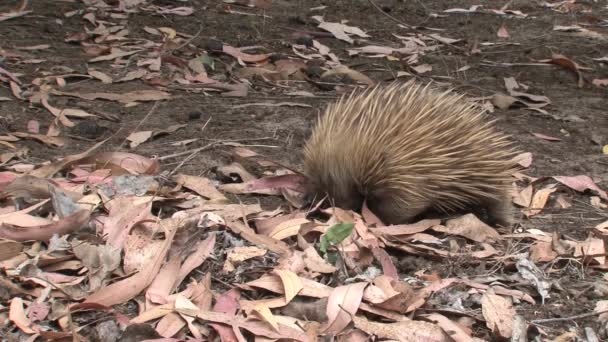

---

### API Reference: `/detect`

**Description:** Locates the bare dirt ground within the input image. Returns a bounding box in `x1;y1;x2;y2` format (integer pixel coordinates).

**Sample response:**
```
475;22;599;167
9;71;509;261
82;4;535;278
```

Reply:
1;0;608;341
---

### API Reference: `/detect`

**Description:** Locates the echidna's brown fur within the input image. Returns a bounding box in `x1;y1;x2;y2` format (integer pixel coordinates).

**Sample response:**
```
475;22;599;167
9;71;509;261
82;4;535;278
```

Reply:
303;81;518;226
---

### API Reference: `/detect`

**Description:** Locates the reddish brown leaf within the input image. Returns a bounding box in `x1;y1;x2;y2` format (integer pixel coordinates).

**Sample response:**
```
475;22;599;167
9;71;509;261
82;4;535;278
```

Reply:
554;175;608;200
0;209;90;241
324;282;367;334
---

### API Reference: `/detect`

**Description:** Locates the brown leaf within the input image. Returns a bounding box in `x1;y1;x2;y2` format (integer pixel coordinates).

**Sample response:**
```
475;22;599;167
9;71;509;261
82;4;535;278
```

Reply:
554;175;608;200
89;48;140;62
174;174;227;201
0;239;23;261
512;152;532;168
547;54;585;88
312;16;369;43
370;219;440;236
593;79;608;87
9;297;38;334
303;246;337;273
12;132;64;147
244;274;333;298
532;132;561;141
83;217;180;306
227;246;267;265
273;269;303;303
434;214;500;242
513;185;533;208
52;89;171;103
423;313;475;342
0;209;90;241
244;174;308;194
491;94;517;109
156;312;186;338
85;151;160;175
371;247;398;280
88;69;113;83
523;185;556;217
481;290;515;338
226;220;290;256
103;196;153;249
222;45;271;63
497;24;510;38
268;218;311;240
146;255;182;304
177;234;215;286
530;241;558;262
321;65;375;86
352;315;451;342
324;282;367;334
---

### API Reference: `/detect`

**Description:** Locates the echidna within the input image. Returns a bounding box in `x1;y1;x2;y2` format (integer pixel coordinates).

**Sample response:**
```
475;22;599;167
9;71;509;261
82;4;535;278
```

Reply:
303;81;517;227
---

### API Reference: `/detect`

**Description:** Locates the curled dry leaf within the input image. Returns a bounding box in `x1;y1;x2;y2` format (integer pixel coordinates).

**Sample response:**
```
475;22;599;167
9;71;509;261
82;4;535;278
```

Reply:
273;269;303;303
83;216;181;306
252;303;280;333
227;246;267;265
222;45;271;63
174;174;227;201
103;196;153;249
303;246;337;273
532;132;561;141
512;152;532;168
227;220;291;256
574;237;605;265
321;65;375;86
146;255;181;304
513;185;533;208
530;241;558;263
0;240;23;261
85;151;160;175
268;218;310;240
423;313;475;342
481;290;515;338
497;24;510;38
176;234;216;286
553;175;608;200
245;174;308;194
312;16;370;44
12;132;64;147
156;312;186;338
9;297;38;334
523;185;556;217
434;214;500;243
593;79;608;87
0;209;91;242
127;124;187;148
324;282;367;334
370;219;440;237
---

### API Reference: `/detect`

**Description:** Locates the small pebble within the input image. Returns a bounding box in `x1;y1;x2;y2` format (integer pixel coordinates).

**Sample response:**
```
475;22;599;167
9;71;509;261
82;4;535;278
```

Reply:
187;111;202;120
295;36;313;47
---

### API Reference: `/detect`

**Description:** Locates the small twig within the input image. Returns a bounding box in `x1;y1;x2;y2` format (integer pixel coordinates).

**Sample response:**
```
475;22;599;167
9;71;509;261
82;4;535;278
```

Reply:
173;24;203;52
366;0;466;52
159;142;217;161
530;309;608;324
118;101;159;150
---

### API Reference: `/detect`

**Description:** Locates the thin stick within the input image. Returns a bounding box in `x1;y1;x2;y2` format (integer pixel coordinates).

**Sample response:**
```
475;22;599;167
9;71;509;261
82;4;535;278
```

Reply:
531;309;608;324
366;0;466;52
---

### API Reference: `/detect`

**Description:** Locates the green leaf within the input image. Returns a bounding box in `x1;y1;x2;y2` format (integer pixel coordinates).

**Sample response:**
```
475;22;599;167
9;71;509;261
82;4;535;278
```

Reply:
319;223;354;254
199;54;215;71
